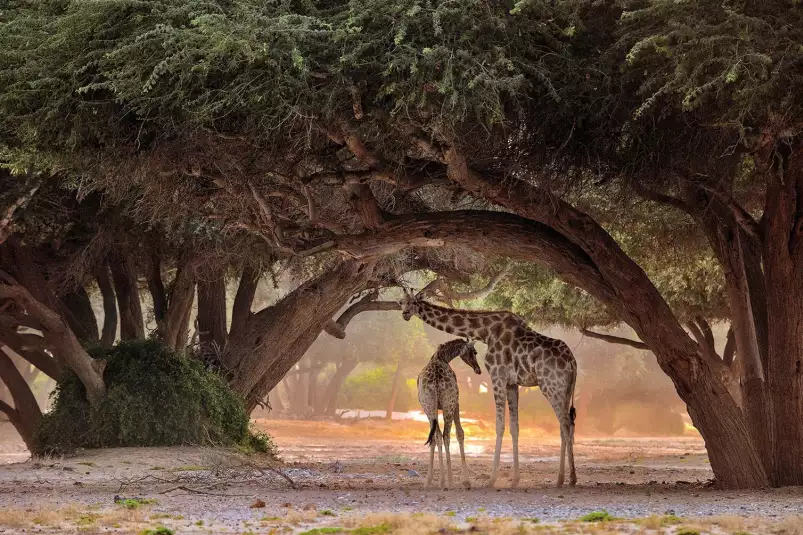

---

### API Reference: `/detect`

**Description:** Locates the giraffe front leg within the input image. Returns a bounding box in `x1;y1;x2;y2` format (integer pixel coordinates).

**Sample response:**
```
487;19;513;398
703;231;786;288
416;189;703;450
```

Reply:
489;381;507;488
443;417;453;490
454;407;471;489
507;384;520;488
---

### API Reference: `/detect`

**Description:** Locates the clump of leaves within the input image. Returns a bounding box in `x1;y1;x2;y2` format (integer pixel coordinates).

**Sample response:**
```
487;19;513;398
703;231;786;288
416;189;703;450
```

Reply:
579;510;613;522
676;529;700;535
320;510;337;517
35;341;276;456
299;528;344;535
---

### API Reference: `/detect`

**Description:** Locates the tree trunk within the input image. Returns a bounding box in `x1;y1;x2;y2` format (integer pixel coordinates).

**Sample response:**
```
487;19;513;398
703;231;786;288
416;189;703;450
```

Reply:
223;260;374;412
164;263;195;351
321;359;358;417
385;361;404;420
110;253;144;340
762;148;803;486
95;265;117;346
60;286;99;344
146;251;167;331
197;275;227;351
230;266;259;338
0;348;42;452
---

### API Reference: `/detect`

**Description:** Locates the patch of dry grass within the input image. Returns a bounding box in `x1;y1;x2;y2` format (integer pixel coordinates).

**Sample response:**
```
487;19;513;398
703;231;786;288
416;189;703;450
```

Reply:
0;505;147;530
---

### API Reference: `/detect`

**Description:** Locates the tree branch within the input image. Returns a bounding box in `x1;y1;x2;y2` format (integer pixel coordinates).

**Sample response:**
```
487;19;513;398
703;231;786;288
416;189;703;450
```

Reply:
580;328;649;350
633;183;694;215
694;181;762;242
419;264;510;305
323;292;401;339
0;182;40;246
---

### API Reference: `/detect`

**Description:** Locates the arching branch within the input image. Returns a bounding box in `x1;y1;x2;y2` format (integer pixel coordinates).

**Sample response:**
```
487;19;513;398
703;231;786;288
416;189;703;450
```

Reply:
323;291;401;339
418;264;510;305
580;328;649;350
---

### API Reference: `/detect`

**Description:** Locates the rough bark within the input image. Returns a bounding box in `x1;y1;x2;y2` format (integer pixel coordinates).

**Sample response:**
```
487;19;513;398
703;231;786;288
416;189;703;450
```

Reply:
230;266;259;338
761;144;803;486
224;261;374;412
109;253;144;340
197;274;227;351
164;263;196;351
335;206;769;488
0;329;63;381
0;347;42;452
0;280;106;405
94;265;118;346
60;286;100;344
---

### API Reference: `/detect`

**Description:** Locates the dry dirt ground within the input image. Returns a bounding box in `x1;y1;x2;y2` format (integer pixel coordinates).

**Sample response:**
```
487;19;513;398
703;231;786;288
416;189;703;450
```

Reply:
1;419;803;534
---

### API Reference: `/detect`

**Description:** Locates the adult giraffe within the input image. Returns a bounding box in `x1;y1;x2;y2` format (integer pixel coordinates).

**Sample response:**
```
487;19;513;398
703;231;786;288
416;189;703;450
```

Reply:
401;290;577;487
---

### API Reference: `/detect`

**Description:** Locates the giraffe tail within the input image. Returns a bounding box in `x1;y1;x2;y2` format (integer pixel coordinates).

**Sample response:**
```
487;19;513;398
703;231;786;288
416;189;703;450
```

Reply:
569;373;577;425
425;418;440;446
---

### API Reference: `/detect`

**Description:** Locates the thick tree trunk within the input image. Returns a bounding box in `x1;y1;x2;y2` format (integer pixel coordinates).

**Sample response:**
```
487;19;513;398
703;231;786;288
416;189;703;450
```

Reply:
762;148;803;486
110;253;144;340
0;348;42;452
60;286;99;344
94;265;118;346
223;260;374;412
197;275;227;351
385;361;404;420
230;266;259;338
164;263;195;351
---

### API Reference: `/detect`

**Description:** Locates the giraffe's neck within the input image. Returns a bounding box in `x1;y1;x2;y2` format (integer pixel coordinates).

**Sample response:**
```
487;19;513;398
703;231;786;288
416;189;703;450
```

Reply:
414;301;500;344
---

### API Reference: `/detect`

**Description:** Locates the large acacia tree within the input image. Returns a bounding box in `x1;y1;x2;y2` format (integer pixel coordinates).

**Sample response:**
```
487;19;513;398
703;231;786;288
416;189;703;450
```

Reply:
2;0;802;487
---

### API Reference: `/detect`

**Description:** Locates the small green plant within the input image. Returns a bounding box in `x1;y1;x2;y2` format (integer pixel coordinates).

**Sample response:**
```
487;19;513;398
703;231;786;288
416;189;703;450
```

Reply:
676;529;700;535
195;520;204;526
522;518;540;523
465;517;477;523
445;511;456;517
138;528;174;535
478;507;486;513
579;510;613;522
118;498;158;509
320;510;337;516
342;506;353;512
353;523;392;535
261;516;282;521
299;528;344;535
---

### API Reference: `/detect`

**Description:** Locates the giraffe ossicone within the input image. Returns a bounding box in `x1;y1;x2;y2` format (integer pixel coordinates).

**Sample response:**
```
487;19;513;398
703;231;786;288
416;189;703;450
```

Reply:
402;292;578;488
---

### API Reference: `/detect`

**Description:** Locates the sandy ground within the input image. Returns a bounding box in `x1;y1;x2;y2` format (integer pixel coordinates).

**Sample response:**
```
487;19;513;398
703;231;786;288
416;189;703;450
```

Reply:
1;419;803;534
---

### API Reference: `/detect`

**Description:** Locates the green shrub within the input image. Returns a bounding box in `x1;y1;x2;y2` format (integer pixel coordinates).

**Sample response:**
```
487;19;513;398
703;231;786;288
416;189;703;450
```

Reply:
35;340;276;455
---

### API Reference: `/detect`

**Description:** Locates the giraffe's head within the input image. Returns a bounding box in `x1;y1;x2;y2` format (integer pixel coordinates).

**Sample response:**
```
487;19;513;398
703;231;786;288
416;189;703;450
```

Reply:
400;288;420;321
438;338;482;375
459;340;482;375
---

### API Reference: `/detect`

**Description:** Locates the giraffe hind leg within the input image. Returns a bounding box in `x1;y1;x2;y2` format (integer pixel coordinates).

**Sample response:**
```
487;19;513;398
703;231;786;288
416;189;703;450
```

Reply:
443;416;453;490
543;385;570;488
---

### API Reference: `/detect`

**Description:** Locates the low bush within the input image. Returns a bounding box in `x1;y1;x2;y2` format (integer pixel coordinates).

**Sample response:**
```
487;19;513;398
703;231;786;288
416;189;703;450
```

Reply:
35;340;276;456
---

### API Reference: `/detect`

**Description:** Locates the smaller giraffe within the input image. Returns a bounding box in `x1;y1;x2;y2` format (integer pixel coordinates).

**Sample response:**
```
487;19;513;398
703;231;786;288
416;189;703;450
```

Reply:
417;338;482;489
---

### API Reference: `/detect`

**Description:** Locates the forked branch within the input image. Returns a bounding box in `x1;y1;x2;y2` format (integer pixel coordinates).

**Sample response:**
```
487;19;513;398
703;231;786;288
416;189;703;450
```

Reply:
580;328;649;350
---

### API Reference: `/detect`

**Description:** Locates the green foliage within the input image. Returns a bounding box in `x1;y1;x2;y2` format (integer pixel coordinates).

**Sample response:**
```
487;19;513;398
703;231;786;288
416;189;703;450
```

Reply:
138;528;174;535
118;498;158;509
35;340;275;455
579;511;613;522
